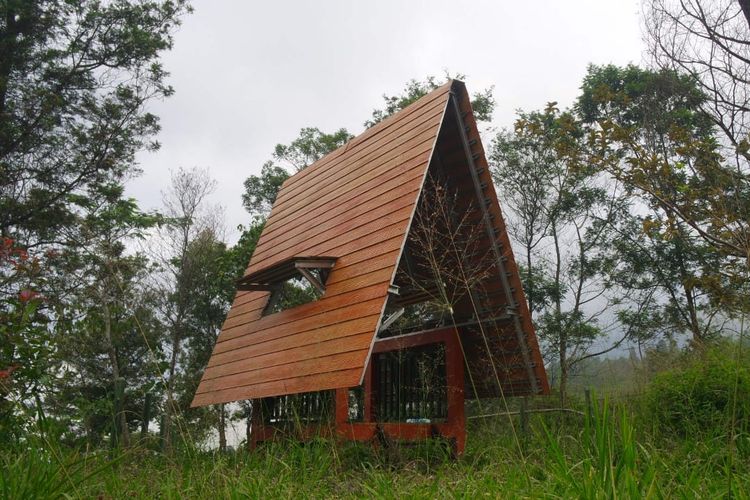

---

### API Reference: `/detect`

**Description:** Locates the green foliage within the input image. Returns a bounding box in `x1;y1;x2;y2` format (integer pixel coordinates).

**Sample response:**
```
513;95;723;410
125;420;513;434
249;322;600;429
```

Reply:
577;64;750;305
265;277;320;315
490;101;634;402
605;213;728;343
0;239;52;444
242;128;351;217
41;183;164;447
544;398;658;497
365;73;495;128
517;265;564;314
0;446;119;500
241;162;290;217
644;340;750;437
3;389;750;498
577;64;712;135
537;310;602;355
0;0;191;245
273;127;353;172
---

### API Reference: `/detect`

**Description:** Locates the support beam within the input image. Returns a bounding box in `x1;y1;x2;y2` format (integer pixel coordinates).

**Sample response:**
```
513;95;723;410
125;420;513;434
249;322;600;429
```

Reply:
448;91;539;394
297;267;326;294
261;284;283;315
378;307;405;333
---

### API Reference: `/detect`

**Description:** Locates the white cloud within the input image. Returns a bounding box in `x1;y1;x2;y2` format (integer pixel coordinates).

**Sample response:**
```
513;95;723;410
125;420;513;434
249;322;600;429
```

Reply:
129;0;644;241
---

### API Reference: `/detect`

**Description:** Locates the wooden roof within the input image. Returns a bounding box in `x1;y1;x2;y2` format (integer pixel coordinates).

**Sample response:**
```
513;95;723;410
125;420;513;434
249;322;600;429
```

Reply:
192;81;549;407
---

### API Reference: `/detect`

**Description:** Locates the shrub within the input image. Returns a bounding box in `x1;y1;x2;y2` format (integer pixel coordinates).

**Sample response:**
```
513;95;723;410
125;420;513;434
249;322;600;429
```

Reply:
643;340;750;437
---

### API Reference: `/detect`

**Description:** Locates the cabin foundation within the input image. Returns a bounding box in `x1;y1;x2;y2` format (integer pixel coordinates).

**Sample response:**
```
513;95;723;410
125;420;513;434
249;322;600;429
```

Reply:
249;326;467;454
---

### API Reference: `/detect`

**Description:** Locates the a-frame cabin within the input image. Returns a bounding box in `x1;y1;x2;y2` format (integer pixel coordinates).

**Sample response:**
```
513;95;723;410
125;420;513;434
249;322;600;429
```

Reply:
192;80;549;455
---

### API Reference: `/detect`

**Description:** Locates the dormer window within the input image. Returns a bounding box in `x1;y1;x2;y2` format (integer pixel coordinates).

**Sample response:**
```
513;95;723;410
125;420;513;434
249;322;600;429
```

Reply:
236;256;337;315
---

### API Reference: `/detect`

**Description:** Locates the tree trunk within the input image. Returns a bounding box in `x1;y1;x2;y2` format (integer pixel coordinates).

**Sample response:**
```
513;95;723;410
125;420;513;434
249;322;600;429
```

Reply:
526;243;534;320
683;282;703;346
551;219;567;407
163;327;180;453
141;391;152;440
103;301;130;447
218;403;227;452
675;228;703;345
245;408;252;449
551;219;568;408
739;0;750;29
559;333;568;408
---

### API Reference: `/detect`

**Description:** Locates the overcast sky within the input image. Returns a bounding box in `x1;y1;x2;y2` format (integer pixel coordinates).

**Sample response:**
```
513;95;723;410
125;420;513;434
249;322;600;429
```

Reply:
129;0;645;242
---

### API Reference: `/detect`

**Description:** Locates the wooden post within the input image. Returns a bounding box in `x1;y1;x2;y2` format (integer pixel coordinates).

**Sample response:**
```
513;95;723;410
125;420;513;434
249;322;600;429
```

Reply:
334;388;348;439
445;330;466;456
141;391;152;439
363;361;374;423
112;376;125;448
249;398;261;450
520;396;529;441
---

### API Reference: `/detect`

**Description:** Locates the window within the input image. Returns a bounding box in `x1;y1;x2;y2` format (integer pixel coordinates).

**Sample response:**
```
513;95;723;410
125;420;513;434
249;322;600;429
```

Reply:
236;256;336;316
264;272;322;315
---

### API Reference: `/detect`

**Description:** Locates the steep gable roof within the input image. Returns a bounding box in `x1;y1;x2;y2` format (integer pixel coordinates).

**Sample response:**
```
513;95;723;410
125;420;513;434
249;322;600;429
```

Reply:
192;83;452;406
192;81;548;407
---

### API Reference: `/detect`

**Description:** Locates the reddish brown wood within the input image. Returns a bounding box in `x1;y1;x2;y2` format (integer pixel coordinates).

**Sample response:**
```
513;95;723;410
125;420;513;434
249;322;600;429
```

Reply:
257;119;441;239
261;171;426;262
198;336;371;389
250;201;415;273
208;311;380;366
192;80;548;415
207;316;378;368
192;367;364;406
373;327;457;353
249;327;467;455
325;248;400;286
218;284;388;342
192;85;450;405
451;88;550;395
335;388;348;426
274;83;451;199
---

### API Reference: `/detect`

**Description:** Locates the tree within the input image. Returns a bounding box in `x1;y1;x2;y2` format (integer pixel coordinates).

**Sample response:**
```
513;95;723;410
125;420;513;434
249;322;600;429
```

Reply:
0;238;50;444
490;105;564;317
0;1;190;445
52;256;163;448
242;128;352;218
273;127;353;172
603;213;729;345
491;103;648;405
174;218;265;450
50;185;161;447
153;167;217;452
168;228;229;447
578;64;748;313
644;0;750;157
241;162;291;217
0;0;191;247
365;73;495;128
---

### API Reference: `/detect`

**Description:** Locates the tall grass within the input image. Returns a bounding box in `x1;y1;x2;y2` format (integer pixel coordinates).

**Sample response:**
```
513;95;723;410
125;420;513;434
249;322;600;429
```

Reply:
543;397;658;498
3;410;748;499
2;341;750;498
0;446;121;499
